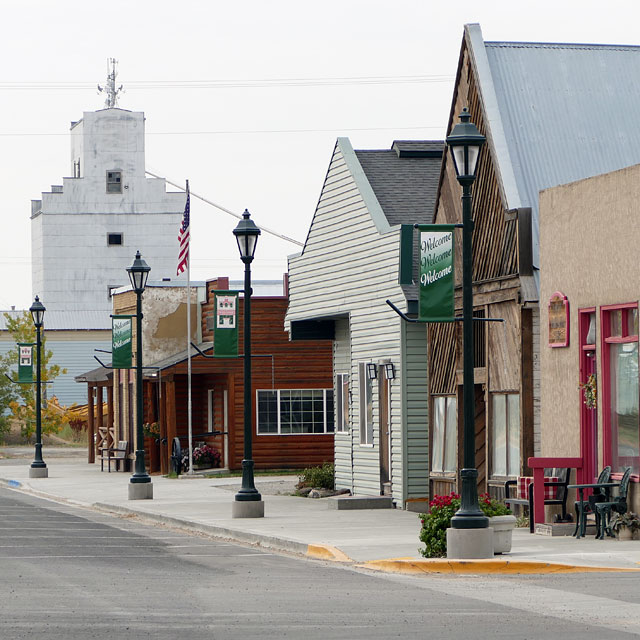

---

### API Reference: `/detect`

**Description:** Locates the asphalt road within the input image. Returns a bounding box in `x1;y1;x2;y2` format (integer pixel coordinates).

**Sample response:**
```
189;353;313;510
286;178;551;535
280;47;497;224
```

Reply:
2;488;640;639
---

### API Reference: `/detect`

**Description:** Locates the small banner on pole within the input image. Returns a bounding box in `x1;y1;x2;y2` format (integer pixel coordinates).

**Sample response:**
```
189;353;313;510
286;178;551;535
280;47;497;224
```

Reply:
18;343;34;382
214;291;239;357
418;224;456;322
112;315;133;369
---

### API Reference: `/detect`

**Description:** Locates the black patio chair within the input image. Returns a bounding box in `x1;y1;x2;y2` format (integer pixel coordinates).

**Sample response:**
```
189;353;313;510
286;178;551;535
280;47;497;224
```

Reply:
573;465;611;537
595;467;632;540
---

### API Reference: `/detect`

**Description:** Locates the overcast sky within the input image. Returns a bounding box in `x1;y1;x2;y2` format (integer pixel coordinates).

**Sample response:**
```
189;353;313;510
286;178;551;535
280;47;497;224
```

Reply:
2;0;639;310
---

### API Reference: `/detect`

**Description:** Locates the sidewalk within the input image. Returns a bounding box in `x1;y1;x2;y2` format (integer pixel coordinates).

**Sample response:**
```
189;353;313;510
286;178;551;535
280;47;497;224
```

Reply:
1;452;640;575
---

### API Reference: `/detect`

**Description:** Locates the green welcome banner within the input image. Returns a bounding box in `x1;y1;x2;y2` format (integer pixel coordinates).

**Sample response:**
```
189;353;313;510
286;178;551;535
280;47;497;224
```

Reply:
112;315;133;369
418;224;455;322
214;291;239;357
18;343;34;382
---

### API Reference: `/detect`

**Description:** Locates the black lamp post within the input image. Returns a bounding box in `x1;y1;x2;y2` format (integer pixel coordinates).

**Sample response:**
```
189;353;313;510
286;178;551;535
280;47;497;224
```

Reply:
29;296;47;478
446;108;488;530
127;251;153;499
232;210;263;512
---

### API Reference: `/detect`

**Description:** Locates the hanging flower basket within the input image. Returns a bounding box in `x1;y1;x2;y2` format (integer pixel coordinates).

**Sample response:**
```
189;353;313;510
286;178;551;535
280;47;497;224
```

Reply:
579;373;597;410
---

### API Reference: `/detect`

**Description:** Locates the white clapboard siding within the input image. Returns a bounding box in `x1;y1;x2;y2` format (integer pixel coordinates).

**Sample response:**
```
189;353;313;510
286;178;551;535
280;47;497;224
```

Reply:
286;139;429;507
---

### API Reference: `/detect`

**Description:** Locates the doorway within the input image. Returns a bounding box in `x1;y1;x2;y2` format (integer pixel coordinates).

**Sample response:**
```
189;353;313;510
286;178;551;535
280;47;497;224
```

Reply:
379;374;391;495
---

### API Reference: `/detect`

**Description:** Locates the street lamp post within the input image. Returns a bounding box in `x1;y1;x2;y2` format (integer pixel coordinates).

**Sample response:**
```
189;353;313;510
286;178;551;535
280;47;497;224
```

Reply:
232;210;264;518
445;108;491;557
29;296;47;479
127;251;153;500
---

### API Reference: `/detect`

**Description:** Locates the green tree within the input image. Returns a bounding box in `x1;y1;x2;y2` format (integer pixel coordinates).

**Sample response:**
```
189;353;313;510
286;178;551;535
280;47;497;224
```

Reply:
1;311;67;440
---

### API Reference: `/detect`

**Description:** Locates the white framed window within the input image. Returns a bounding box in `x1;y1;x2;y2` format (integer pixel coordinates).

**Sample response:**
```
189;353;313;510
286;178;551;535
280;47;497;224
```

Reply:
335;373;349;432
431;396;457;473
358;362;373;445
492;393;520;477
256;389;334;435
106;170;122;193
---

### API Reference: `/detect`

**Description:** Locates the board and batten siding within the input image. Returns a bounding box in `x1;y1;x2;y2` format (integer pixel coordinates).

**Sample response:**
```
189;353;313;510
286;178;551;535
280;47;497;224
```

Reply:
286;140;427;506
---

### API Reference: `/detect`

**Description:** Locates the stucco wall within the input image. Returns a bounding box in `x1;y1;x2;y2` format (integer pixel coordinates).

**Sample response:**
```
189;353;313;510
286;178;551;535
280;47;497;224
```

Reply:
539;163;640;464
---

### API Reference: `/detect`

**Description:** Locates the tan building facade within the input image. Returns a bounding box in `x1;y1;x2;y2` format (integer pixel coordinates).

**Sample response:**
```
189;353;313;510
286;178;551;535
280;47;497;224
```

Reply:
539;163;640;510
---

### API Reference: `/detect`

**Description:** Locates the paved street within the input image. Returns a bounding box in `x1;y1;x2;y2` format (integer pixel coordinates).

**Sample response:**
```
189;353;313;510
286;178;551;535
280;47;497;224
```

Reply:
2;488;640;639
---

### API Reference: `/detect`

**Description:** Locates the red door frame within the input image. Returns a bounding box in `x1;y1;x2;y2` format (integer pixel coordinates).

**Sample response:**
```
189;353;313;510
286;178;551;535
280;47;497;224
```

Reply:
578;308;597;484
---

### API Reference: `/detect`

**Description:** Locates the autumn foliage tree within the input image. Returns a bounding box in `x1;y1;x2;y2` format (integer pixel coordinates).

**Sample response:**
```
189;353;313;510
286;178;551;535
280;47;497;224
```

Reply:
1;311;67;440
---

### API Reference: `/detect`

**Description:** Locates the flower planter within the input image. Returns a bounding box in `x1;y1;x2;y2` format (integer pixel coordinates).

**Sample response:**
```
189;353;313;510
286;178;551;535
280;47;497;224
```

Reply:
489;514;517;554
616;527;637;541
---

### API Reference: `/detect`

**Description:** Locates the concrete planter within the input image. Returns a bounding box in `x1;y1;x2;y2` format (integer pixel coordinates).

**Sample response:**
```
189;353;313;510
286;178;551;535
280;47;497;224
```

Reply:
489;514;517;554
615;527;638;541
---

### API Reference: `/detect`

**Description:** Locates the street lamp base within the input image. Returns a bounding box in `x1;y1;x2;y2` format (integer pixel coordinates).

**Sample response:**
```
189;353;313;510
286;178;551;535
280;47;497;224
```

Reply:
128;481;154;500
232;499;265;518
29;467;48;479
446;526;494;559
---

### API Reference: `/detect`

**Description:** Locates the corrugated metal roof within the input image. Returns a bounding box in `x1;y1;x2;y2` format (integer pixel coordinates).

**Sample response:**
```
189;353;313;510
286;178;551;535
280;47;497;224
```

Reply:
0;310;112;331
477;33;640;280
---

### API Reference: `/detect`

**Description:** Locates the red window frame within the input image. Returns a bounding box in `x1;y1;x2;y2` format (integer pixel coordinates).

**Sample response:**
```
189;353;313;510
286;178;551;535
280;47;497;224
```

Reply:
600;302;639;477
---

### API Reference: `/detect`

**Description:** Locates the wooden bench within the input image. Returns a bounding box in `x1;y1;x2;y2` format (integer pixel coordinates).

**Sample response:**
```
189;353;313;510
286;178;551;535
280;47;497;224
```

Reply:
504;467;571;532
100;440;128;473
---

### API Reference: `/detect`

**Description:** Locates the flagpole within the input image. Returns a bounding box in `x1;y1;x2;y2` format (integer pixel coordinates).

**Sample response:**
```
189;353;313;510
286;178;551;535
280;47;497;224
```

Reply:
186;180;194;475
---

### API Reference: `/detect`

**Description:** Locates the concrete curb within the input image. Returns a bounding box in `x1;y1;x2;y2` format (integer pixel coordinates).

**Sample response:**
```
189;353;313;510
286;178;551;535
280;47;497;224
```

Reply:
358;557;640;575
93;502;311;557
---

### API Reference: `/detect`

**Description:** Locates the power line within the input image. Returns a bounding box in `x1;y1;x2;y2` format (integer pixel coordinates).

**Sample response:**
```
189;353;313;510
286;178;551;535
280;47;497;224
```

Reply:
0;74;454;91
0;124;444;137
145;170;304;248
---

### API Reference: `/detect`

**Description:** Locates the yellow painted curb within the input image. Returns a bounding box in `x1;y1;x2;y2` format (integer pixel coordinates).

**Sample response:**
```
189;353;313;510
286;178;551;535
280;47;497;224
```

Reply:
358;558;640;575
306;544;352;563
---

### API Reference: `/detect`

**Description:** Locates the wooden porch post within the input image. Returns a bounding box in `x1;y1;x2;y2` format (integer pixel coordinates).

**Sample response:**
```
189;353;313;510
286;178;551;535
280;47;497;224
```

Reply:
87;383;95;464
165;379;176;472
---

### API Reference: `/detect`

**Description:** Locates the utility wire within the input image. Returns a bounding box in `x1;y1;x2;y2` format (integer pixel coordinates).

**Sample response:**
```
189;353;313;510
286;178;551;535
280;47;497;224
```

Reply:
145;170;304;248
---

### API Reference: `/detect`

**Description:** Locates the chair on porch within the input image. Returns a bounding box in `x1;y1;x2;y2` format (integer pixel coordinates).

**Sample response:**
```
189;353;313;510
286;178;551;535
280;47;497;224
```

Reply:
100;440;129;473
504;468;571;533
573;465;611;537
595;467;632;540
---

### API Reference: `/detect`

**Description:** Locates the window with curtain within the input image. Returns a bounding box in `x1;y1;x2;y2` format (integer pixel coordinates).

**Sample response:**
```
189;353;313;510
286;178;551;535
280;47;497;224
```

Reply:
431;396;457;473
358;362;373;445
335;373;349;432
491;393;520;477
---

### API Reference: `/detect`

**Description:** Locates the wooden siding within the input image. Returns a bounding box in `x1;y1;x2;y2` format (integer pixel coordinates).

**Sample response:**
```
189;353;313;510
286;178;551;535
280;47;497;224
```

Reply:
402;321;429;501
427;38;536;491
152;294;333;471
286;141;428;505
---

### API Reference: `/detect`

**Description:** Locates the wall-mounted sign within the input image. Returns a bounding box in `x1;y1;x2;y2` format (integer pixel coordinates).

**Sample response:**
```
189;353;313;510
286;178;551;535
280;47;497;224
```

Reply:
548;291;569;348
418;224;455;322
18;343;34;382
214;290;239;357
112;315;133;368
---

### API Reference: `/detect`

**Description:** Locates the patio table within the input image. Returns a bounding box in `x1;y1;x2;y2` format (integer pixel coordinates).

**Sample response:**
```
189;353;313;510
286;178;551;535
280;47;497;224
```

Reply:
568;482;619;539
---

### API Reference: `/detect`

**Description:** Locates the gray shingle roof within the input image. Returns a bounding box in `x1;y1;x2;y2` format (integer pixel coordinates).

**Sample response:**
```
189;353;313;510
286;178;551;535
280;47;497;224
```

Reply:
354;140;443;226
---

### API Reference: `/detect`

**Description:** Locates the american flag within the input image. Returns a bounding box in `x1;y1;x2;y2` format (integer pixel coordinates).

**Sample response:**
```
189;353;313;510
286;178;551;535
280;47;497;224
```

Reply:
177;181;190;275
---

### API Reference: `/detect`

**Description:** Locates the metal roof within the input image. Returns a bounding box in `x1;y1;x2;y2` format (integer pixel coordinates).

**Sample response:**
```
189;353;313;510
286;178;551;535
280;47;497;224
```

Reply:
0;309;112;331
468;24;640;286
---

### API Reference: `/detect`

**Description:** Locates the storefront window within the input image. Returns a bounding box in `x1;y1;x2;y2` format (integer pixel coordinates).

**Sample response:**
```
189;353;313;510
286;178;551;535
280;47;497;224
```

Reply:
603;304;639;474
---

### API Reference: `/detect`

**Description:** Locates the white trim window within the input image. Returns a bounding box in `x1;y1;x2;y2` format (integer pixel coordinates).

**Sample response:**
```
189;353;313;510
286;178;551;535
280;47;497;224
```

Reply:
358;362;373;445
256;389;334;435
335;373;349;432
431;396;457;473
492;393;520;477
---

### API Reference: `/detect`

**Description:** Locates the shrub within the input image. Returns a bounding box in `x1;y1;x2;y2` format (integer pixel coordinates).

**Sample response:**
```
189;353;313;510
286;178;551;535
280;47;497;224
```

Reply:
299;462;334;490
419;492;511;557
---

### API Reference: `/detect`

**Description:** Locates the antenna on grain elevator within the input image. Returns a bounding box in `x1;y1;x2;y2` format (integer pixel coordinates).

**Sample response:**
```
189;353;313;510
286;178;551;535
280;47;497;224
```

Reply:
97;58;123;109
